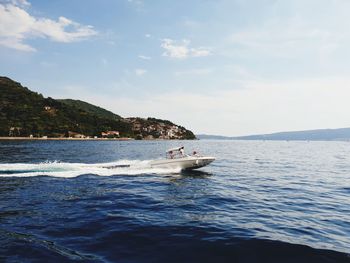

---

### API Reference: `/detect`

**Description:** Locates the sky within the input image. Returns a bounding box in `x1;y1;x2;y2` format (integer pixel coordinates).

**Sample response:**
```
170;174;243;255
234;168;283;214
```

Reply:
1;0;350;136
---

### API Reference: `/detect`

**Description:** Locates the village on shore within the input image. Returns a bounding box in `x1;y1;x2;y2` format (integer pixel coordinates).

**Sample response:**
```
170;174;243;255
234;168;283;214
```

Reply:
3;117;195;141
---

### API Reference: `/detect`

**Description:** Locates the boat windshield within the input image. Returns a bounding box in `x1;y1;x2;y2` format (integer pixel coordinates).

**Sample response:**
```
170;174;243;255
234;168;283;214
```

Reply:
166;147;185;159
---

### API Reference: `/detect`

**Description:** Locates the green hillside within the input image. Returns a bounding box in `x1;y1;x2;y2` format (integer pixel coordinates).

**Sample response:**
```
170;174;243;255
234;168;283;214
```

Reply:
58;99;122;120
0;77;132;137
0;76;196;139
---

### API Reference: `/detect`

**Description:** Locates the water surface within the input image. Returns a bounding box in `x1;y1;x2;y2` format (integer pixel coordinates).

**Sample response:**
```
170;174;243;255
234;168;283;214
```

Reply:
0;140;349;262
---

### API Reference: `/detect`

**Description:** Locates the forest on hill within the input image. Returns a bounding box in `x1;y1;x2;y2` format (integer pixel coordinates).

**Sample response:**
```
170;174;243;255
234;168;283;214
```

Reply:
0;77;195;139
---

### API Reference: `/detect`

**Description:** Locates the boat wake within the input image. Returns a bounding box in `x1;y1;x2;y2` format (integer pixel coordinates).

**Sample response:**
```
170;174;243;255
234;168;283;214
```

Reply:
0;160;182;178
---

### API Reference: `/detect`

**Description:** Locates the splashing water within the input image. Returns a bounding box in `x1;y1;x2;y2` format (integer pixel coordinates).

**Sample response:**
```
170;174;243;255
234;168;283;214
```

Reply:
0;160;181;178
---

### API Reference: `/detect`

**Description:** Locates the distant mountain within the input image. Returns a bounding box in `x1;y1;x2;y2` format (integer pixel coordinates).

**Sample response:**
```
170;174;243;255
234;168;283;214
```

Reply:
0;76;195;139
233;128;350;141
196;134;234;140
58;99;122;120
198;128;350;141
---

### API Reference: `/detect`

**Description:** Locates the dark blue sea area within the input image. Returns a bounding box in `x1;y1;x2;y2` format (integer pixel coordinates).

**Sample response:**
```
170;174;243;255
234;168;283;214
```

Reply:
0;140;349;263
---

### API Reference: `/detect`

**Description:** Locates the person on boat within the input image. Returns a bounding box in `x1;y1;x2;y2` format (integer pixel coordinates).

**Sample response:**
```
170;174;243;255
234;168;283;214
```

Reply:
169;150;174;159
179;146;185;157
192;151;197;156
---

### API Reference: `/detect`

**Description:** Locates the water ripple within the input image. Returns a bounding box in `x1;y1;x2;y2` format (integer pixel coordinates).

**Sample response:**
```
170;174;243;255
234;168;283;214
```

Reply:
1;140;350;262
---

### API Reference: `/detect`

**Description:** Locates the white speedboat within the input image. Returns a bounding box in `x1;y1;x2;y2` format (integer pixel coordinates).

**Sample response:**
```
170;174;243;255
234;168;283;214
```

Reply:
149;147;215;170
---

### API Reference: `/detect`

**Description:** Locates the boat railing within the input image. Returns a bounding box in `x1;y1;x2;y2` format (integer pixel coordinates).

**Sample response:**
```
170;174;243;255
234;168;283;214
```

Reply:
166;151;201;159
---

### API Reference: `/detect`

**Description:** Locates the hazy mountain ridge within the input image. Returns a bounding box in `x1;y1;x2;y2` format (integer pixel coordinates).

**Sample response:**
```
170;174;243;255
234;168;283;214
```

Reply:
196;134;234;140
197;128;350;141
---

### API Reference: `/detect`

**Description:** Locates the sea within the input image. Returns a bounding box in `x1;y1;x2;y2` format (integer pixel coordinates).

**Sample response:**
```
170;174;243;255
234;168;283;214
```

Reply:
0;140;349;263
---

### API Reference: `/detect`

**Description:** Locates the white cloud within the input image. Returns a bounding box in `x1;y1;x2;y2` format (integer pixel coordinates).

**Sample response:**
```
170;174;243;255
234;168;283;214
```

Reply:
9;0;30;7
145;33;151;38
161;38;211;59
1;0;31;7
138;55;151;60
0;1;97;51
191;48;211;57
135;68;147;76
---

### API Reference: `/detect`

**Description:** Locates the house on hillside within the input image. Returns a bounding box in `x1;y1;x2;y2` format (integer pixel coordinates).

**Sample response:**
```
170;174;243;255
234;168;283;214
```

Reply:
9;127;21;137
101;131;120;138
68;131;86;138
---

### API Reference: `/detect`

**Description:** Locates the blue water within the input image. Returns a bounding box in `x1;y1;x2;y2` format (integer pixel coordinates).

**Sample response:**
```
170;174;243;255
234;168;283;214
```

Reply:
0;140;349;262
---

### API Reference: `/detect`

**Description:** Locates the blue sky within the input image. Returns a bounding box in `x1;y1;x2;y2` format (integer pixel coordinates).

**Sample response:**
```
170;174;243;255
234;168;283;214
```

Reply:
1;0;350;136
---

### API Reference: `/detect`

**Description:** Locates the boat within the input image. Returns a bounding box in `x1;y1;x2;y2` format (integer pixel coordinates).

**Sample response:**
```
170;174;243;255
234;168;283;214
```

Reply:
149;146;215;170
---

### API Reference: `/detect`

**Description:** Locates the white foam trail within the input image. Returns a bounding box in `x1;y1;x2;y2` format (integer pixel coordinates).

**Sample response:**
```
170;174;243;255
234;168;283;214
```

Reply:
0;160;181;178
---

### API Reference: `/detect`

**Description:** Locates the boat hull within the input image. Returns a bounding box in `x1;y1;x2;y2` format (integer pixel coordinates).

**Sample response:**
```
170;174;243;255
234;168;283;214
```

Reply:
149;156;215;170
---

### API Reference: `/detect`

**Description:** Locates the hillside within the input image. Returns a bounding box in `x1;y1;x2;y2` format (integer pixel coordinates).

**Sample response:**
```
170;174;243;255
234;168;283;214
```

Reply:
0;77;195;139
58;99;122;120
126;117;196;140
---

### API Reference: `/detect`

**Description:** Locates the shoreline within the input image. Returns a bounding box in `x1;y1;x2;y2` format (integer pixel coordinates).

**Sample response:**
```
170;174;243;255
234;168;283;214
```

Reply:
0;137;135;141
